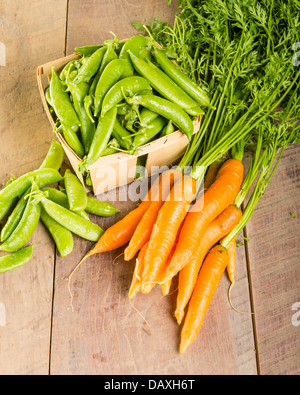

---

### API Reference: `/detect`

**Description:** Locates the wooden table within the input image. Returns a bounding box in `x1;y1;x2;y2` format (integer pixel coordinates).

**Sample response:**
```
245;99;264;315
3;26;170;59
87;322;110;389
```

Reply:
0;0;299;376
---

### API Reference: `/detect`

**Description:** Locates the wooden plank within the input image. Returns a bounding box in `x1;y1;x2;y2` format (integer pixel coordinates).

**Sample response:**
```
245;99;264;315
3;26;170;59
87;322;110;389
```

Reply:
66;0;179;54
49;1;256;374
0;0;68;375
245;145;300;375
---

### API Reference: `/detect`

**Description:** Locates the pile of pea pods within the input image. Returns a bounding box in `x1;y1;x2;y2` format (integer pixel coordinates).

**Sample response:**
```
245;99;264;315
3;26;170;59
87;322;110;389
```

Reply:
0;140;120;273
45;34;211;186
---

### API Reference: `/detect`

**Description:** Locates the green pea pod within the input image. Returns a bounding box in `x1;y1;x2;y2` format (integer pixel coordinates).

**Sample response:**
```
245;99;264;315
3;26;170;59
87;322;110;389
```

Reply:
131;95;194;140
40;197;103;242
117;103;131;116
74;47;107;84
89;71;101;97
161;120;175;136
67;82;96;154
0;177;17;221
0;169;62;203
0;246;34;273
41;187;90;221
86;196;120;217
64;169;88;212
152;48;211;107
128;51;200;116
140;107;160;126
113;118;133;150
99;46;118;75
75;45;103;57
50;68;81;132
1;194;27;242
45;87;53;107
94;59;126;117
100;140;120;157
40;140;64;171
102;77;152;115
0;184;41;253
59;61;78;82
133;116;168;148
119;35;150;78
60;123;85;159
40;209;74;258
85;107;118;167
1;141;64;241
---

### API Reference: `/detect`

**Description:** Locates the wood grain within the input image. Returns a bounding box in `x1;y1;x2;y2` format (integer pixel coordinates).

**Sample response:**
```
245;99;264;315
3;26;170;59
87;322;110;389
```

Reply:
66;0;179;54
245;145;300;375
0;0;68;375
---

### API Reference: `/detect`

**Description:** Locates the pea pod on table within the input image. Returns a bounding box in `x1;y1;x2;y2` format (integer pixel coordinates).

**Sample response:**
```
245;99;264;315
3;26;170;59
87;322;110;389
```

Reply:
40;209;74;258
85;107;118;167
40;197;103;242
40;139;65;171
64;169;88;212
101;76;152;115
128;51;203;117
0;177;16;222
130;95;195;140
0;169;62;203
50;68;81;132
94;59;126;117
86;196;120;217
0;246;34;274
0;183;41;253
41;187;90;221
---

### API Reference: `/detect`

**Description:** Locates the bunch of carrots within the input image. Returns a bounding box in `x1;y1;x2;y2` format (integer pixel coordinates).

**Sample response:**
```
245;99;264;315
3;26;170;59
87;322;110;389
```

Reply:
68;0;300;352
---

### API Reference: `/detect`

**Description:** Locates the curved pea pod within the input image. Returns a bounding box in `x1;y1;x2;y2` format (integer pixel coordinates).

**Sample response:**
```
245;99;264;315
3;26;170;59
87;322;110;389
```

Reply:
0;177;17;221
85;107;118;167
64;169;88;212
112;117;133;150
86;196;120;217
0;169;62;203
40;209;74;258
102;77;152;115
128;51;200;116
0;246;34;273
74;47;107;84
94;59;126;117
152;48;211;107
1;194;27;242
133;116;168;148
140;107;160;126
41;187;90;221
131;95;194;140
67;82;96;154
119;35;150;78
99;46;118;75
59;60;78;82
75;45;103;57
0;185;41;253
45;87;53;107
50;68;81;132
40;140;64;171
40;197;103;242
59;123;85;159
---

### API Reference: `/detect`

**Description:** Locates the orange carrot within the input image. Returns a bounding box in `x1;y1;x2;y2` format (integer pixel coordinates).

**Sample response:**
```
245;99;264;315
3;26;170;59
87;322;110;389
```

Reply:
141;175;198;294
175;205;242;325
163;159;244;283
128;242;148;299
124;169;182;261
180;245;229;354
204;160;223;191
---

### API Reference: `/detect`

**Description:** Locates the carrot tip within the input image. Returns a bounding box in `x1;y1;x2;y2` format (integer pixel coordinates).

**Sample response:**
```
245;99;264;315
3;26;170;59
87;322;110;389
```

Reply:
174;309;184;325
